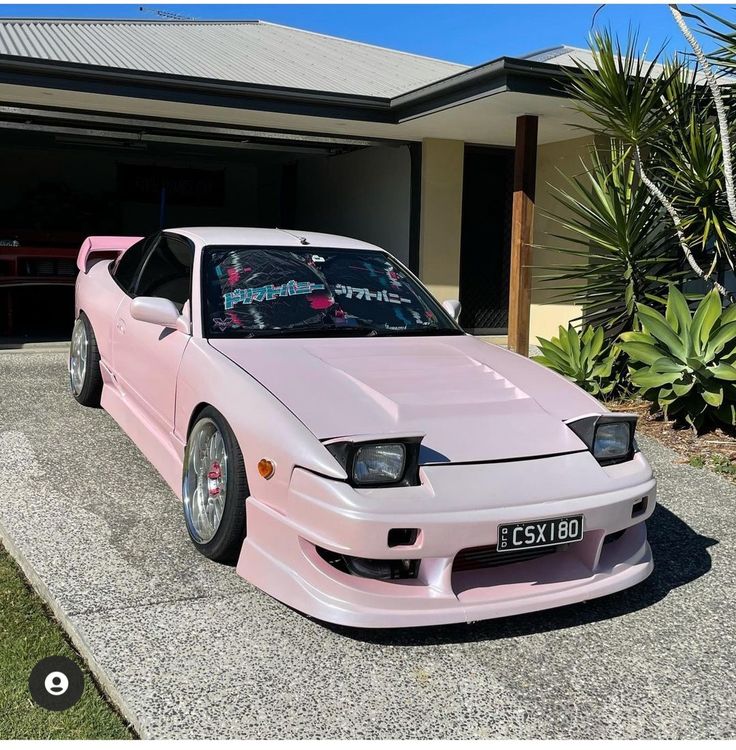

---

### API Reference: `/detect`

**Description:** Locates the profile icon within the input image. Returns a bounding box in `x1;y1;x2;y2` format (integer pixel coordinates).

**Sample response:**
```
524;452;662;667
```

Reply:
29;657;83;711
44;671;69;696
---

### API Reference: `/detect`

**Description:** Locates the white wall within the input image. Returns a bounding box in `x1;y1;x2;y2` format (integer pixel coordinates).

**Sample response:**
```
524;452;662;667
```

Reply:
417;138;464;303
530;134;596;342
295;144;412;265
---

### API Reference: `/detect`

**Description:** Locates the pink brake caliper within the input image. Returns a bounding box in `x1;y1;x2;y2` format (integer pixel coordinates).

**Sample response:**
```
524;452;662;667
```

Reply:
207;462;221;496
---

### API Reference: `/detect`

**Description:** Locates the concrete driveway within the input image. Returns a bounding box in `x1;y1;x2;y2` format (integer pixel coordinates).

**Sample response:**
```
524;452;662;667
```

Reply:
0;349;733;739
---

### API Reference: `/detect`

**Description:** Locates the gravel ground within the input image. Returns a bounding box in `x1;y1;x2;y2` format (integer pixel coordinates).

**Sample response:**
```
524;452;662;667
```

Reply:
0;350;733;739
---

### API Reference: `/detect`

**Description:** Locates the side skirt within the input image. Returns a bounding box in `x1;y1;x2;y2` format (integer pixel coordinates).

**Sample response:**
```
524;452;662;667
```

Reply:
99;362;185;498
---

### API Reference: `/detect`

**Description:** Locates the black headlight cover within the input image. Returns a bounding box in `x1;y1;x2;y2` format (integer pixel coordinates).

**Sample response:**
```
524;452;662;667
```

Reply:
325;437;422;487
565;413;638;466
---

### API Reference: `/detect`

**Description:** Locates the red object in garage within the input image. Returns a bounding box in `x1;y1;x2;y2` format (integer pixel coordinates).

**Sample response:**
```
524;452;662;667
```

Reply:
0;232;80;337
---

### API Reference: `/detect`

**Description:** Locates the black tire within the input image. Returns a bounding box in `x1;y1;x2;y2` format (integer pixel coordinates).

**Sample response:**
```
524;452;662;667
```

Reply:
182;407;247;564
69;312;103;407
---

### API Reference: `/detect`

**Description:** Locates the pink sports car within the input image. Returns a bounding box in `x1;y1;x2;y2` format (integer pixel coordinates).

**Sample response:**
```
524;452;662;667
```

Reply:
70;227;656;628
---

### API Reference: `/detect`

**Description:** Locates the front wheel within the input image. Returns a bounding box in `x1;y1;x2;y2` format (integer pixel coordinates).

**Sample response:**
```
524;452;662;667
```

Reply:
182;407;247;563
69;313;103;407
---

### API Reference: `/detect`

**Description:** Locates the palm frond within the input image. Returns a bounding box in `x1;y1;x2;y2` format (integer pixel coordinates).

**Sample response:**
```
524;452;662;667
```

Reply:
535;140;686;336
565;29;682;145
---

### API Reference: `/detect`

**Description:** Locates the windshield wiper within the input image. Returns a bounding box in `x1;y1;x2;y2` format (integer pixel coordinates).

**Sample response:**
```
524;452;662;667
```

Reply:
242;323;379;338
221;323;463;339
381;328;464;337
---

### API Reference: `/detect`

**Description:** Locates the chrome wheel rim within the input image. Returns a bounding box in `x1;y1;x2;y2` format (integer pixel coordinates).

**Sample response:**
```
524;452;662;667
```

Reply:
69;317;88;396
183;418;228;544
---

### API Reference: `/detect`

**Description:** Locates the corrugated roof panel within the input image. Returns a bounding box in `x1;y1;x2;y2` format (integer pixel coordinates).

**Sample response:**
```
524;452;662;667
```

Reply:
0;19;468;97
520;44;727;85
523;45;598;68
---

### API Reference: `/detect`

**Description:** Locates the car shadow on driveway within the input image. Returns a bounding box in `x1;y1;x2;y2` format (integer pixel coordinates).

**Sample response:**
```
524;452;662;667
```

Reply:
325;505;717;646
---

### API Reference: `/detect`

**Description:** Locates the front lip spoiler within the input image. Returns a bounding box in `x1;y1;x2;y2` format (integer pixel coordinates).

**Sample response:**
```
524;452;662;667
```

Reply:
238;493;655;628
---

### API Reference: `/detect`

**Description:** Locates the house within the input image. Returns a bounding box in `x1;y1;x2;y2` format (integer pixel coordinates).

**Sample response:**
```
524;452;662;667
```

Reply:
0;18;596;349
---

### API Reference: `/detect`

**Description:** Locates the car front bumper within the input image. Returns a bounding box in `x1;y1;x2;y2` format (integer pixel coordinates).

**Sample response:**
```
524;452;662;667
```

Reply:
236;450;656;628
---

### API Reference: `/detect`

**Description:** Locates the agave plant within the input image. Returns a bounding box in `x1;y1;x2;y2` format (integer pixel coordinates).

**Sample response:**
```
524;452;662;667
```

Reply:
537;141;685;336
533;324;622;398
619;286;736;430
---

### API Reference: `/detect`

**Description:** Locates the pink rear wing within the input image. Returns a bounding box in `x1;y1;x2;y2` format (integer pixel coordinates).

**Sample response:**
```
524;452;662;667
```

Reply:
77;236;143;274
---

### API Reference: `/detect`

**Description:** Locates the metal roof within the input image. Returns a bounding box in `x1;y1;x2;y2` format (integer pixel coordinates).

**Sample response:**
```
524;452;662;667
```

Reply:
521;45;593;67
0;18;467;97
520;44;727;85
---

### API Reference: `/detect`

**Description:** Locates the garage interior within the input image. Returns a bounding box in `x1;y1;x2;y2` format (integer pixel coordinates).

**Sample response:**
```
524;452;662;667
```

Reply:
0;110;416;341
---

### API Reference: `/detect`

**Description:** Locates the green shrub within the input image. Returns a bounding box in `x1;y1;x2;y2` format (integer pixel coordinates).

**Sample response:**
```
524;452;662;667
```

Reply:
619;286;736;431
533;324;622;398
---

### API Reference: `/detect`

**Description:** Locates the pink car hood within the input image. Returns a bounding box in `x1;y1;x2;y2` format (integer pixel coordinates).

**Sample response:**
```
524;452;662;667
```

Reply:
210;335;604;464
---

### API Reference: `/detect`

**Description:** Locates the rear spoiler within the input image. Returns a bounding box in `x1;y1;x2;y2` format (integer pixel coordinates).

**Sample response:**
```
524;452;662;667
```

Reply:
77;236;143;274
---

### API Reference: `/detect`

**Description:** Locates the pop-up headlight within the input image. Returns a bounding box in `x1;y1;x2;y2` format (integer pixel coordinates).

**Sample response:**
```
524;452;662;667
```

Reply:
353;443;406;485
325;437;422;487
593;422;632;462
566;414;637;466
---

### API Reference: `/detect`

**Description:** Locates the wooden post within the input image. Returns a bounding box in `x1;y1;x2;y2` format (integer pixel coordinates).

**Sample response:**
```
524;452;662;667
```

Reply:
507;115;538;356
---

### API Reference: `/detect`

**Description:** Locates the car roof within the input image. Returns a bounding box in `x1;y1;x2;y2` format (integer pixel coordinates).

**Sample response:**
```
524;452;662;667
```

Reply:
166;227;385;251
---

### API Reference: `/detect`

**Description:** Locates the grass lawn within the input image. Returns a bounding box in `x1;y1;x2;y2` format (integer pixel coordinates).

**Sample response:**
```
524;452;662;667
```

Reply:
0;543;134;739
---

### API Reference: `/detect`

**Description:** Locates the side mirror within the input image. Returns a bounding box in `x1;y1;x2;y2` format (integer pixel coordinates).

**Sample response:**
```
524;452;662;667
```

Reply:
130;297;190;334
442;299;462;323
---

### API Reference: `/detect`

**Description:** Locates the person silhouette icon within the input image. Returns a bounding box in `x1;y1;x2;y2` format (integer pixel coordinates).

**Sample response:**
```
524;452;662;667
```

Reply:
44;670;69;696
30;657;82;710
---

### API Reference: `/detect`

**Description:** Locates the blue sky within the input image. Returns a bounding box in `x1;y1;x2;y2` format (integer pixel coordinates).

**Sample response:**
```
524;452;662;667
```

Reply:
0;4;719;65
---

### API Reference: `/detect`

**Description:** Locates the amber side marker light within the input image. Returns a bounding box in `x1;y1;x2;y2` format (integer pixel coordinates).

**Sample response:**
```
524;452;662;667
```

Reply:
258;459;275;479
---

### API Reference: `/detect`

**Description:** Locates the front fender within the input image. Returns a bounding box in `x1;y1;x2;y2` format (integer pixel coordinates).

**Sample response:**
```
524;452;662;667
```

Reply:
175;339;347;505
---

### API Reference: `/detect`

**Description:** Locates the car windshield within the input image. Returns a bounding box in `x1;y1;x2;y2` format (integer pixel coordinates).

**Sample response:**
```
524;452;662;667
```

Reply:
202;246;462;338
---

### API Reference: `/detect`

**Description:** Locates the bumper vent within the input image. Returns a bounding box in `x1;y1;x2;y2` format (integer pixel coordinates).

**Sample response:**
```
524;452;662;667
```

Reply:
316;546;418;580
453;543;556;572
603;529;626;545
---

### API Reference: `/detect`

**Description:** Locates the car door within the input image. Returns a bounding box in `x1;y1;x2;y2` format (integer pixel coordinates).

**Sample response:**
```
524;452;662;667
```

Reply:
98;235;151;367
112;232;194;436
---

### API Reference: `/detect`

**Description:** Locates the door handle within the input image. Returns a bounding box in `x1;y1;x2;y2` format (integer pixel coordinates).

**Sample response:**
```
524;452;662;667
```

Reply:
116;319;126;334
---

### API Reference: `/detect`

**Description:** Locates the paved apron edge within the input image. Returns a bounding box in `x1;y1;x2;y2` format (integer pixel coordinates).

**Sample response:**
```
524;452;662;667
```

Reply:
0;515;147;738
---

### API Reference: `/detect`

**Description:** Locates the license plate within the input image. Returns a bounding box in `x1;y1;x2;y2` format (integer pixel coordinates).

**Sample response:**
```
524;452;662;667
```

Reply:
497;515;584;552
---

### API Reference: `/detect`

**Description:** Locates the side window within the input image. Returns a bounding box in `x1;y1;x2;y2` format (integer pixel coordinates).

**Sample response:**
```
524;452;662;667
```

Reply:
111;236;149;294
134;234;194;311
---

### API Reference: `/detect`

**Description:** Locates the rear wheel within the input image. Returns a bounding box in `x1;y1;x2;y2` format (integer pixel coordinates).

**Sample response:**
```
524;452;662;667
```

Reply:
69;313;103;407
183;407;247;563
